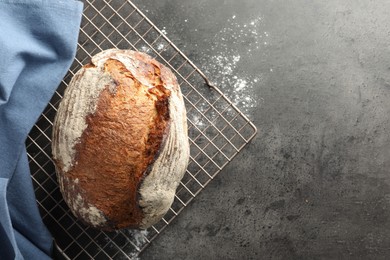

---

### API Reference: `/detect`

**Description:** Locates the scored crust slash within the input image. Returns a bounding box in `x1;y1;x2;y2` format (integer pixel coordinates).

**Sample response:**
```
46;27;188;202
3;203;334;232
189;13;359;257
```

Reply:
52;49;190;231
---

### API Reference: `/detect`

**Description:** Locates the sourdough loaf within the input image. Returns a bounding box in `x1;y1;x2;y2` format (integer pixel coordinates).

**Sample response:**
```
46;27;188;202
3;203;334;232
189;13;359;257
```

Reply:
52;49;190;230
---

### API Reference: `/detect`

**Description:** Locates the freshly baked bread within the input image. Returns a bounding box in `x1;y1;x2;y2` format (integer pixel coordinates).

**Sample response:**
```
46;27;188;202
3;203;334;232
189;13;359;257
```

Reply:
52;49;190;230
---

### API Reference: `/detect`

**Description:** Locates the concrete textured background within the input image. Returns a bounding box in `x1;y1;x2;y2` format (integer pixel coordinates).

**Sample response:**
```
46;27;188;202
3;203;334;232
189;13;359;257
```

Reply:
131;0;390;259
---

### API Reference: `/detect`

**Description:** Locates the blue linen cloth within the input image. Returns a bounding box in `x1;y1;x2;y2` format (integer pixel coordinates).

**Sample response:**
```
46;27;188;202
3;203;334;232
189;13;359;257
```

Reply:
0;0;83;259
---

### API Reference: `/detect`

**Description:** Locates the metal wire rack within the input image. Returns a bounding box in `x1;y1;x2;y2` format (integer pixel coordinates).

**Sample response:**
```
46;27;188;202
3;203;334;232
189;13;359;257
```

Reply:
26;0;257;259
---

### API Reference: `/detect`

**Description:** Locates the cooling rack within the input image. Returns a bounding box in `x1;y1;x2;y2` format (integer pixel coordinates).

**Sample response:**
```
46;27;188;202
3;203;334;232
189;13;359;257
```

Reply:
26;0;257;259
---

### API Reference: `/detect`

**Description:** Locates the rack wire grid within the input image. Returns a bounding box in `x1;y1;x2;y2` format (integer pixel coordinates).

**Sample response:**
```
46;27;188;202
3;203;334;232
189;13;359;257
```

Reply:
26;0;257;259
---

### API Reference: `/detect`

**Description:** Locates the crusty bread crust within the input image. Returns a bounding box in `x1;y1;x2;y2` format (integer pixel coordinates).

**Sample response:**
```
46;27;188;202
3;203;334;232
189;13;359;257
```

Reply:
52;49;189;230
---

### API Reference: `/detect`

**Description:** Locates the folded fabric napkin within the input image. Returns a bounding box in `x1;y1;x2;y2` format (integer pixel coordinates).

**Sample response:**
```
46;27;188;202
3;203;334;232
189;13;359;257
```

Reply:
0;0;83;258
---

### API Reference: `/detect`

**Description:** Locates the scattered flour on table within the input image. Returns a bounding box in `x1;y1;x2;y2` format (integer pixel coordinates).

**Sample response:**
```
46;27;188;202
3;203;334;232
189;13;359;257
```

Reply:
199;15;268;117
104;229;149;260
137;15;269;121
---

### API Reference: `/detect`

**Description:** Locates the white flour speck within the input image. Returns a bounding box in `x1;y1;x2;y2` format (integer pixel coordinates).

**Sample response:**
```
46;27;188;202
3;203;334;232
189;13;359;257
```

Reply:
233;55;240;63
140;46;151;53
157;43;165;51
235;79;247;92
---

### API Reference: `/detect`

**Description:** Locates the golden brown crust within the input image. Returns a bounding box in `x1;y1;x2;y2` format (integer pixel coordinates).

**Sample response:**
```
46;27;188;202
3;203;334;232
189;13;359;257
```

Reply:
66;57;171;229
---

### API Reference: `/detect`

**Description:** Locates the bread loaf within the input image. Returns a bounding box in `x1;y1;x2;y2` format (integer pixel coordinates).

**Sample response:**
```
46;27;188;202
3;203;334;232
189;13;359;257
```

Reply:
52;49;190;230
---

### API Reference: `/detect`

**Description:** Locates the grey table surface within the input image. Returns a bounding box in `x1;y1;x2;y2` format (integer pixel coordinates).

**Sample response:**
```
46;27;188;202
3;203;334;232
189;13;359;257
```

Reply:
131;0;390;259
